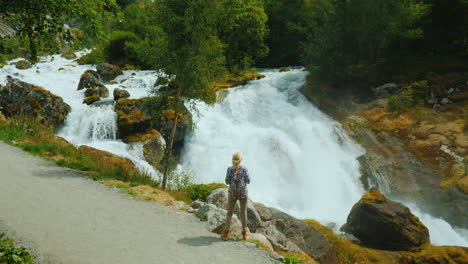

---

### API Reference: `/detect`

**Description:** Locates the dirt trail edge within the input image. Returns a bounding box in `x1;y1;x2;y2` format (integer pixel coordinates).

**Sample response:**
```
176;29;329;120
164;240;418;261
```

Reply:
0;141;274;264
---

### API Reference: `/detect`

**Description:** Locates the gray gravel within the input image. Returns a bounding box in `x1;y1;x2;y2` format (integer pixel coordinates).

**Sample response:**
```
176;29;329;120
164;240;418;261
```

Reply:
0;141;274;264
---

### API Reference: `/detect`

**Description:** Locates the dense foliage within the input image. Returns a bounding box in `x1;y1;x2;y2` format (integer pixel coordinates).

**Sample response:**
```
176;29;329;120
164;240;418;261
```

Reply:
0;0;118;61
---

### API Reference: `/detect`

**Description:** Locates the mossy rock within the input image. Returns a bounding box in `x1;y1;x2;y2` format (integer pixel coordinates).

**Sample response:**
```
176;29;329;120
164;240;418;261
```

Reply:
83;95;100;105
61;52;77;60
154;76;170;87
15;60;32;69
279;67;291;72
341;188;430;251
122;129;159;143
115;98;151;138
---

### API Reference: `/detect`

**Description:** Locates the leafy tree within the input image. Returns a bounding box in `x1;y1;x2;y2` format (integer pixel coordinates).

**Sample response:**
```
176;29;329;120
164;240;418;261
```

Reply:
155;0;226;190
262;0;317;67
0;0;118;62
218;0;269;72
421;0;468;54
302;0;430;81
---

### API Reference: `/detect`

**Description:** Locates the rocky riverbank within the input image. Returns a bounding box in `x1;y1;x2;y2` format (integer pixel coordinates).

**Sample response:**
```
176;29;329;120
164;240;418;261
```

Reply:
301;74;468;230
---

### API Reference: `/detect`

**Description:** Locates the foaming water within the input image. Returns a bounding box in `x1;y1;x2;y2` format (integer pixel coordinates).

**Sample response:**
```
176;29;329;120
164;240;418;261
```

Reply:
407;203;468;246
182;69;365;225
0;52;160;178
181;68;468;246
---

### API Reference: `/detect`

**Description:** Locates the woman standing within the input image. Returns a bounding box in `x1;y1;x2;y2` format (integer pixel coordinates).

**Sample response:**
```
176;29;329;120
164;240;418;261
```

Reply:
221;152;251;240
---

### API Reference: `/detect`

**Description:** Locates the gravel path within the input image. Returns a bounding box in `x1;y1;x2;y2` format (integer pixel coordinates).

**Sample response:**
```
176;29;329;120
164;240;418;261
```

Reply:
0;141;275;264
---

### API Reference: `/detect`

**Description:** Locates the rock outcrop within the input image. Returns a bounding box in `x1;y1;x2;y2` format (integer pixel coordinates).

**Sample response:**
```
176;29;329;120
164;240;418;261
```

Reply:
341;188;430;251
113;88;130;100
0;22;16;39
77;70;109;98
204;188;338;263
195;204;243;236
96;63;123;82
15;60;32;69
83;95;100;105
142;131;166;167
114;97;193;155
84;86;109;98
115;98;152;139
0;78;70;127
260;210;339;264
206;188;261;232
77;70;101;90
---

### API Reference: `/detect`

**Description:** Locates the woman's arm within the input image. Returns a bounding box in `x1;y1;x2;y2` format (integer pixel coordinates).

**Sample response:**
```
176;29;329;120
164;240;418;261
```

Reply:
244;168;250;184
225;167;232;185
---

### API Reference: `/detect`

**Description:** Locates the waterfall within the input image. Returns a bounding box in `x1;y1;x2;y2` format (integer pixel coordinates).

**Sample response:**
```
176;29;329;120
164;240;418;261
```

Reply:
1;54;467;247
180;68;468;247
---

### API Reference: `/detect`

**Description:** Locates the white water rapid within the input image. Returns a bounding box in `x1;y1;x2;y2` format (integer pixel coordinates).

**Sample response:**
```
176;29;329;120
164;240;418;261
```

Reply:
0;52;161;177
0;54;466;247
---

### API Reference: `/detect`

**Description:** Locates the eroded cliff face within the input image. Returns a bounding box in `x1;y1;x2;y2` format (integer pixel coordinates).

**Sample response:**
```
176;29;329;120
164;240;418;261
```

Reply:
302;78;468;228
337;98;468;228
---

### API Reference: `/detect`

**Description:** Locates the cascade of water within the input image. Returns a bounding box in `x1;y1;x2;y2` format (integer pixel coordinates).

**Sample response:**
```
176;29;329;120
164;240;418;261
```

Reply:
182;69;365;225
181;68;468;247
0;53;160;178
1;54;467;247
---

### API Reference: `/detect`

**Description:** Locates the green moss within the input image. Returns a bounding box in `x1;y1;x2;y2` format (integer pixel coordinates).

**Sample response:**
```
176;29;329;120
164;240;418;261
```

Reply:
83;95;100;105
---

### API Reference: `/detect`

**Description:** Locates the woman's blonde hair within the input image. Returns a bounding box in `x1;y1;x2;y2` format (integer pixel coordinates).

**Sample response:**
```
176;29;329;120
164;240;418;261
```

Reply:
232;152;242;167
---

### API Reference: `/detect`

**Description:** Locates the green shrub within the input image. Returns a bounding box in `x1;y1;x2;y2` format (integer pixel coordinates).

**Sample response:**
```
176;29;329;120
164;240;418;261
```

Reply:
186;184;211;201
77;48;106;65
185;183;227;202
281;255;304;264
104;31;141;65
403;80;431;104
169;167;193;191
387;95;410;114
0;233;35;264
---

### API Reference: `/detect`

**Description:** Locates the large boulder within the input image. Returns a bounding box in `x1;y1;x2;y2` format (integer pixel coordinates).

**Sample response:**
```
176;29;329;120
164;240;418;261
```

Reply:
247;233;274;252
78;145;137;178
114;97;193;155
256;221;302;252
77;70;102;90
254;202;283;222
341;188;430;251
113;88;130;100
253;202;339;263
15;60;32;69
207;188;261;232
0;22;16;39
96;63;123;82
84;86;109;98
195;204;243;236
0;78;70;127
114;98;152;139
154;107;193;155
142;130;166;167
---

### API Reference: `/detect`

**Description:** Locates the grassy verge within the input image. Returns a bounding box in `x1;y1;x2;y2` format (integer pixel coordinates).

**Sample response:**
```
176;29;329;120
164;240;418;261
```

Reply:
0;233;35;264
0;114;157;186
0;114;228;205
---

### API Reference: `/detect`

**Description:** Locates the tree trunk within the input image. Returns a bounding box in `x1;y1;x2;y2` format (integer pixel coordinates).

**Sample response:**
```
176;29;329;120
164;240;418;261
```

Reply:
28;32;38;63
162;86;182;190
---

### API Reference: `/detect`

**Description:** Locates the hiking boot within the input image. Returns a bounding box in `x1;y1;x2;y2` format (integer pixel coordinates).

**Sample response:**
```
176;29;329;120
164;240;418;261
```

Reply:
242;231;250;240
221;230;230;240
